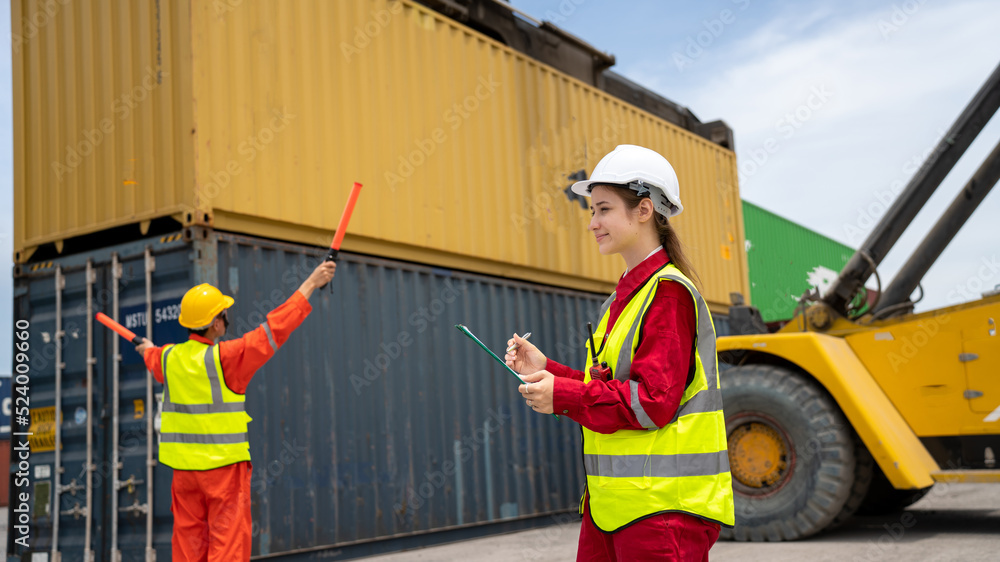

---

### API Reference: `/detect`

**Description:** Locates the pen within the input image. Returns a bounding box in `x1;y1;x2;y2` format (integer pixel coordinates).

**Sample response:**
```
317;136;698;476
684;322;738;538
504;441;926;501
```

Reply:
506;332;532;353
455;325;557;420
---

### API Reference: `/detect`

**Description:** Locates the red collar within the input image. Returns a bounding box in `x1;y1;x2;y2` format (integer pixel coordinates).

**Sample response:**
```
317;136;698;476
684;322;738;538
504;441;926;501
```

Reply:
188;334;215;346
615;248;670;303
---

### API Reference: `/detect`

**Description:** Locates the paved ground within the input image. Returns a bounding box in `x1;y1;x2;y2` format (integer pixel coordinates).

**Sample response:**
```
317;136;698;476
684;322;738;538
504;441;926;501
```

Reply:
360;483;1000;561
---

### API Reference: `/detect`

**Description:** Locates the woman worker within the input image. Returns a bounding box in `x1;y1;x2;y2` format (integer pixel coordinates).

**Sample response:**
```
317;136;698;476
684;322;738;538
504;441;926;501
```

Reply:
505;145;735;561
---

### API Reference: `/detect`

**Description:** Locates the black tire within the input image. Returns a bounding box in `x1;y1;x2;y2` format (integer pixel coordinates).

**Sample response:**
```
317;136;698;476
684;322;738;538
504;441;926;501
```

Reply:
856;461;932;515
720;364;858;541
829;433;874;529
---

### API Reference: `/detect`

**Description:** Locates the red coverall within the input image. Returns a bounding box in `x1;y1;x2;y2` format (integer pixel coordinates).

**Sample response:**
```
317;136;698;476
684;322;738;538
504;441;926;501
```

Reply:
549;248;721;561
143;292;312;561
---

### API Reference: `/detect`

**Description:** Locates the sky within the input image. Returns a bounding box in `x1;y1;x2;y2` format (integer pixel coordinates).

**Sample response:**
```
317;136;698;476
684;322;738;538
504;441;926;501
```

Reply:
3;1;1000;369
511;0;1000;308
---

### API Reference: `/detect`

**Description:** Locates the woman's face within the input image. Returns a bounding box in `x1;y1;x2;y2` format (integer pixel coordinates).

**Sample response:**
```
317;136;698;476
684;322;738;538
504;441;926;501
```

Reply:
588;185;643;255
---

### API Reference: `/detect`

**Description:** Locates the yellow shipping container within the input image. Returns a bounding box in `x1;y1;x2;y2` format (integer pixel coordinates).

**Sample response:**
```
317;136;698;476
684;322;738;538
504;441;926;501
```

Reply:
13;0;748;311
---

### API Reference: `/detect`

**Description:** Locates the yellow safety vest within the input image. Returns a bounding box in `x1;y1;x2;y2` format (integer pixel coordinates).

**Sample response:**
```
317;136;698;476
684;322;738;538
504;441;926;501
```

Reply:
159;340;252;470
581;263;735;531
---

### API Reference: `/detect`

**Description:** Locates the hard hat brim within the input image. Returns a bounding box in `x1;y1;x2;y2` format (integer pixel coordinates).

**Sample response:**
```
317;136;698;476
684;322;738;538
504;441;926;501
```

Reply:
570;179;601;198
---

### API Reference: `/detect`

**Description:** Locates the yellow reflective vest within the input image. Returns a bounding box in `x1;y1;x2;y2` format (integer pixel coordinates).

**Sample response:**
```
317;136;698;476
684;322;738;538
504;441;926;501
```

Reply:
581;263;735;530
159;340;252;470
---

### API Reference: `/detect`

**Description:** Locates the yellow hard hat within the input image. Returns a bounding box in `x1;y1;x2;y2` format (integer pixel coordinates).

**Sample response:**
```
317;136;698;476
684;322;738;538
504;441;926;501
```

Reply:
178;283;235;328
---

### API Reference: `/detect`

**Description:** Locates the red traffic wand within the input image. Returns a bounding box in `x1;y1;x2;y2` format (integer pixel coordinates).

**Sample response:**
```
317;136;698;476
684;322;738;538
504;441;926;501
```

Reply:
326;182;363;262
96;312;143;346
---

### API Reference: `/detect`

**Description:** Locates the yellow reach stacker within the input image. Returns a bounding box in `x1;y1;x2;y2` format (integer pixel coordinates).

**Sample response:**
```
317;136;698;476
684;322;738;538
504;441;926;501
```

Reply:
718;61;1000;541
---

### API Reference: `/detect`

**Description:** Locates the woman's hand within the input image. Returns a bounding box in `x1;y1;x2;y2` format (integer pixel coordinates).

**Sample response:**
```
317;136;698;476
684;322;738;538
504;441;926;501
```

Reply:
504;333;547;374
518;370;555;414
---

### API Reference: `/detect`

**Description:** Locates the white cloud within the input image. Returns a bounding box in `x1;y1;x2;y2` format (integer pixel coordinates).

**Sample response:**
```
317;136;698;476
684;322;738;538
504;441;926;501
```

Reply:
621;0;1000;312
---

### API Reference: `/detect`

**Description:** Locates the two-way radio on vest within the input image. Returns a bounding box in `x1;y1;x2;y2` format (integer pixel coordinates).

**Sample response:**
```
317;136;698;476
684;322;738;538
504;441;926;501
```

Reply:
587;322;612;381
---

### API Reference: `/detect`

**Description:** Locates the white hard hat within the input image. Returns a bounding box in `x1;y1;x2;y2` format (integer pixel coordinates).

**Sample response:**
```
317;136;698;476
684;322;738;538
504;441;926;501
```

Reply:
571;144;683;217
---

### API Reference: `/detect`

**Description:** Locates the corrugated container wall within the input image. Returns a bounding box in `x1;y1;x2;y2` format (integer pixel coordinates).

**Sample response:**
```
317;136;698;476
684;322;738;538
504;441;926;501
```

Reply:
12;0;195;252
13;0;748;312
10;229;600;561
742;201;856;322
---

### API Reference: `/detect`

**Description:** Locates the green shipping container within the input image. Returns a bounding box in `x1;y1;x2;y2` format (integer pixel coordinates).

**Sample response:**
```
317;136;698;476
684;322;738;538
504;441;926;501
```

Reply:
743;201;856;322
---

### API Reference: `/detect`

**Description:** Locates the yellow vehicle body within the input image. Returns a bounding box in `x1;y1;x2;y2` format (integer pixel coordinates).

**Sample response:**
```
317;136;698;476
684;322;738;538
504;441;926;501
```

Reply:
719;58;1000;542
718;292;1000;491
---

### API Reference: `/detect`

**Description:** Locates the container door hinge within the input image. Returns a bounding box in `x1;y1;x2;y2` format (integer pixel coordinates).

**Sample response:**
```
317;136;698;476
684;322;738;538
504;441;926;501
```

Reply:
58;478;85;496
61;502;88;520
119;499;150;517
117;474;144;492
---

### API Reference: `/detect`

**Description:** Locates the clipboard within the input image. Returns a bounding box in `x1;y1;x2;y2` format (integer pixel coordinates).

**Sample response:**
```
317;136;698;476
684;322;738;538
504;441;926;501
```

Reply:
456;324;559;419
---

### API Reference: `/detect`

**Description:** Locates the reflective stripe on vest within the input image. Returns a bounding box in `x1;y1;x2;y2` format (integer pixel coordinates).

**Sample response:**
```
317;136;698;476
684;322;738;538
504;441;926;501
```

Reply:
159;340;251;470
584;450;730;479
581;264;735;530
159;432;249;444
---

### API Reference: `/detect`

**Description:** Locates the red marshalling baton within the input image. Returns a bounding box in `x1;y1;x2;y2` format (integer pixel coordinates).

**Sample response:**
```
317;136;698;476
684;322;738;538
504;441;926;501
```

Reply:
95;312;143;346
326;182;363;262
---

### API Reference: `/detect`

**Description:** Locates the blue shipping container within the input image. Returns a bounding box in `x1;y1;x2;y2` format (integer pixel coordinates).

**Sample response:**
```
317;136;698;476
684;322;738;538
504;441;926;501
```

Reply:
9;228;602;561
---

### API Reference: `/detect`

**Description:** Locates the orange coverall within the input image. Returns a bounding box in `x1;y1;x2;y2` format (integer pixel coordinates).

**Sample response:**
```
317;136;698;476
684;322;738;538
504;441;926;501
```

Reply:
143;291;312;560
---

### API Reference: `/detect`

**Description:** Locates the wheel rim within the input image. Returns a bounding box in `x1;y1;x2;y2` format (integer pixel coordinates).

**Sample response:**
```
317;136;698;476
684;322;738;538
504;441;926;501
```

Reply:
727;414;794;496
